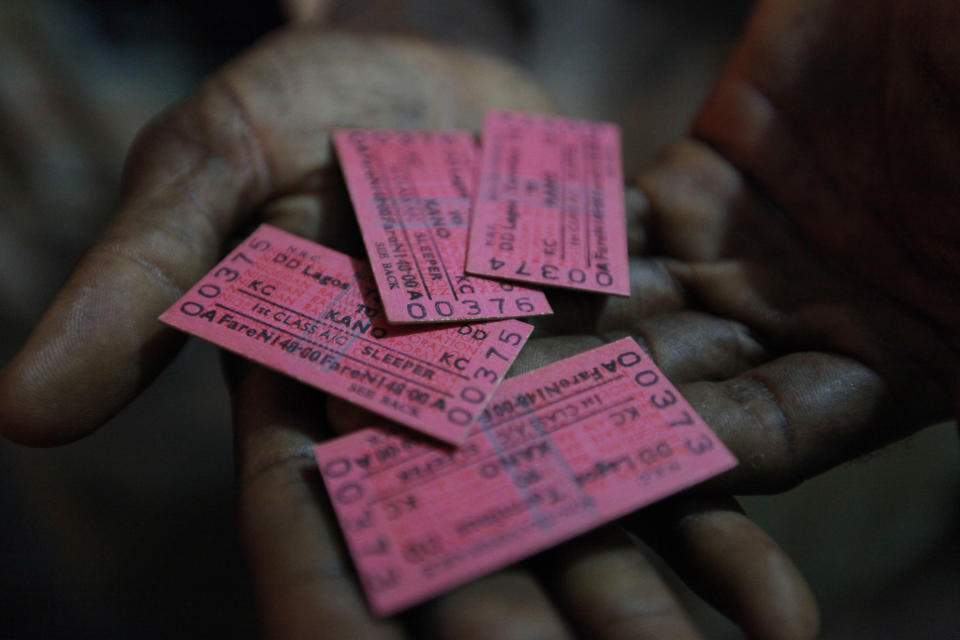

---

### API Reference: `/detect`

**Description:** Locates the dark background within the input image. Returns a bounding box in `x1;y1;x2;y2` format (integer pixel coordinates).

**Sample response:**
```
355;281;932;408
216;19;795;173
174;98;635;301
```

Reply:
1;1;957;637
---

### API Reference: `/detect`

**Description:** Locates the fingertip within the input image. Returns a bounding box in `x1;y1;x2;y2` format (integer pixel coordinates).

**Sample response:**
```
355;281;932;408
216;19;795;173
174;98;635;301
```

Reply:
0;302;186;447
536;527;704;640
636;139;746;263
746;540;820;640
0;357;96;447
676;507;820;640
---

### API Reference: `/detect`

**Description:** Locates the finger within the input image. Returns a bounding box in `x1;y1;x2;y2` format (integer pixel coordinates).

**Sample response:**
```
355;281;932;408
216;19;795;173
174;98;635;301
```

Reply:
641;140;960;387
533;526;702;640
636;138;770;263
595;258;691;328
234;365;406;639
0;59;279;446
602;310;770;384
529;308;770;390
406;569;574;640
626;496;819;640
678;351;949;493
0;30;552;445
665;255;960;393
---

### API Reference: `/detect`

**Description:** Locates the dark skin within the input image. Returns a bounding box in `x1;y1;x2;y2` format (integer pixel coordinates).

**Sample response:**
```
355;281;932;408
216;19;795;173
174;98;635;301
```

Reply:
2;0;957;635
233;340;815;639
0;28;816;639
632;0;960;492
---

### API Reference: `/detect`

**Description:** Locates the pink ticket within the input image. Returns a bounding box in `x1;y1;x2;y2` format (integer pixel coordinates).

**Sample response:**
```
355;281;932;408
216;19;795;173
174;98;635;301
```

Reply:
334;129;553;324
315;338;736;615
159;224;533;445
466;110;630;296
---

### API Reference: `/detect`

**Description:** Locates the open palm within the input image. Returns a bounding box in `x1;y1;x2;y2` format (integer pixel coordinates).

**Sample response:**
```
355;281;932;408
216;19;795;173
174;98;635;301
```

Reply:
0;26;817;640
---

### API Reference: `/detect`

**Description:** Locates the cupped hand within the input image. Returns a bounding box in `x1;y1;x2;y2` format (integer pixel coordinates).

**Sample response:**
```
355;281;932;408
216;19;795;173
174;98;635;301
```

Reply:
230;336;818;639
695;0;960;336
578;0;960;493
0;15;839;637
0;27;551;445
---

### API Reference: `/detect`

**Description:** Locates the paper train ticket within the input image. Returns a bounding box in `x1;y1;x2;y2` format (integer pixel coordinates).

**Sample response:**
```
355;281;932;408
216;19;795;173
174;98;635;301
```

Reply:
159;224;532;445
315;338;736;615
334;129;553;324
467;110;630;296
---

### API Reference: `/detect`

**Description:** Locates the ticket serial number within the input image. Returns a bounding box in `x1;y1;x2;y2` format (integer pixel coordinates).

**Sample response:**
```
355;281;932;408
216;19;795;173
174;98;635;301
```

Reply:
316;338;736;614
160;224;532;444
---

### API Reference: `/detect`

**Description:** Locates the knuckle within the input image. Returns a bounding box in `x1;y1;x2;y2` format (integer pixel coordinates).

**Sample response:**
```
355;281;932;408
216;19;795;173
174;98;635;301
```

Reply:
718;375;802;490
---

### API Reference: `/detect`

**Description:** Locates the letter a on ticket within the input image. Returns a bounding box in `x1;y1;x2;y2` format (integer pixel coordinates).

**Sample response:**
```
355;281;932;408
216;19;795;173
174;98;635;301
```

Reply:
467;110;630;296
315;338;735;615
334;129;553;324
159;224;532;445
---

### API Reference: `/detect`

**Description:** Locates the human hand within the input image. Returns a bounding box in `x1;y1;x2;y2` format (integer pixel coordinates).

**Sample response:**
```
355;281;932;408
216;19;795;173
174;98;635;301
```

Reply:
0;27;551;446
0;17;823;637
695;0;960;336
585;0;960;493
230;337;818;639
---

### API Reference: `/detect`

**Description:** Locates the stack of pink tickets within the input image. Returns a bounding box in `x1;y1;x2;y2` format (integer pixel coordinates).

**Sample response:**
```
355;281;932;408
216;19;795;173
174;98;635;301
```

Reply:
160;110;736;615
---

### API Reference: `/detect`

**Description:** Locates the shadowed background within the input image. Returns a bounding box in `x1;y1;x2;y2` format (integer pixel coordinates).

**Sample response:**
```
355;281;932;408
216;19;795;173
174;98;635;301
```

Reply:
1;0;957;637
